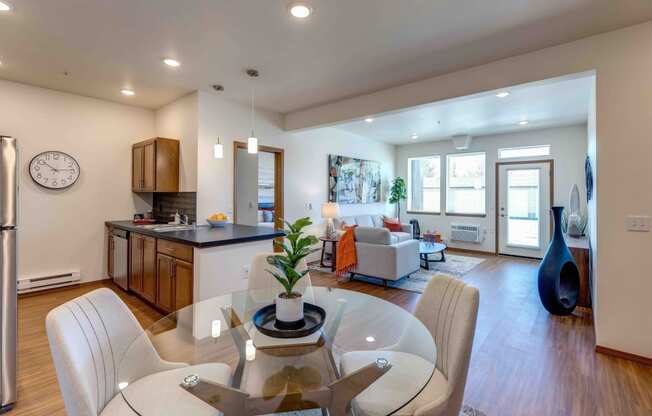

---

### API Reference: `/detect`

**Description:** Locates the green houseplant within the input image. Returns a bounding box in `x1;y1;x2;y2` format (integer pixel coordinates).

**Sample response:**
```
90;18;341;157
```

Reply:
267;217;319;323
389;177;408;219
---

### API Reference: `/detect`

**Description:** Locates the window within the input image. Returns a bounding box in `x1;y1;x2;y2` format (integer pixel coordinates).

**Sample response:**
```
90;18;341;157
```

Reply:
446;152;486;215
498;145;550;159
408;156;441;213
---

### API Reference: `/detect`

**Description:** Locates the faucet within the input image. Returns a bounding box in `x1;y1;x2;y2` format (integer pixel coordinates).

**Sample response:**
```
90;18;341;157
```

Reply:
180;212;190;225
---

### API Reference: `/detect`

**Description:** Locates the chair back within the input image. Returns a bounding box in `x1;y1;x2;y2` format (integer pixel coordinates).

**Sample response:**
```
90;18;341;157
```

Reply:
46;288;167;416
414;275;479;415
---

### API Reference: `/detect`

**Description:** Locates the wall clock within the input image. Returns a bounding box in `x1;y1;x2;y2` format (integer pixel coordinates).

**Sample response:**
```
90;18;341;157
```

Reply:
29;151;80;190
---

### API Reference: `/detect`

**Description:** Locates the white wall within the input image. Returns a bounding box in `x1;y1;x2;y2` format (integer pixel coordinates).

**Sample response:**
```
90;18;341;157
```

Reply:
155;92;198;191
285;21;652;359
396;125;587;253
0;80;155;282
196;91;395;233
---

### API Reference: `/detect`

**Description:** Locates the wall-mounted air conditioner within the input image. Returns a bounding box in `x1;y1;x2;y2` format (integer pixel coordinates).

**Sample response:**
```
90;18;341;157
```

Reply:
450;224;482;243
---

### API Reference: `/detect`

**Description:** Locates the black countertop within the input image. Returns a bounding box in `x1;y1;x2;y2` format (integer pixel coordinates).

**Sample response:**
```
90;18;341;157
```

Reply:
106;221;284;248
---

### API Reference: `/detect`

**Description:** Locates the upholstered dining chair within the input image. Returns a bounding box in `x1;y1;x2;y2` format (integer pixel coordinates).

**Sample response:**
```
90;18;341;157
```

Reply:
339;275;480;416
248;252;312;294
46;288;232;416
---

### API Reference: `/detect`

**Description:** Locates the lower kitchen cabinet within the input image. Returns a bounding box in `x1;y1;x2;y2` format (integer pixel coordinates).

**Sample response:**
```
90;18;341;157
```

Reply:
156;253;193;313
129;233;193;312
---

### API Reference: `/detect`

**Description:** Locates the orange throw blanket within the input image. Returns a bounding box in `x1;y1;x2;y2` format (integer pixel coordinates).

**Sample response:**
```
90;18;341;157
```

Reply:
336;226;357;277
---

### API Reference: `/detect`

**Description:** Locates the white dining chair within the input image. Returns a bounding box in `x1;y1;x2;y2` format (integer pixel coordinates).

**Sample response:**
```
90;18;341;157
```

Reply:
339;275;479;416
46;288;233;416
248;252;312;294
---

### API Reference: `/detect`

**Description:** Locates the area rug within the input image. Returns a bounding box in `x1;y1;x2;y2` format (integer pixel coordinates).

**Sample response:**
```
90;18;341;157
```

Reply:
311;253;485;294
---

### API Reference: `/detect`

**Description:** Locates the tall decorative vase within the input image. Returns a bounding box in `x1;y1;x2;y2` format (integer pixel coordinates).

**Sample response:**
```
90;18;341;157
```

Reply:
537;206;580;315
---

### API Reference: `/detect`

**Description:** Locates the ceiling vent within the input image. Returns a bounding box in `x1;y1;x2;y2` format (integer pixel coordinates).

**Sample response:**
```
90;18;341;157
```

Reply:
451;134;473;150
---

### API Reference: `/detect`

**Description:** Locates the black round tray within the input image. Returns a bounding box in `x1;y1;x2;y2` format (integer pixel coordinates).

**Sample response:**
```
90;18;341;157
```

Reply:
252;302;326;339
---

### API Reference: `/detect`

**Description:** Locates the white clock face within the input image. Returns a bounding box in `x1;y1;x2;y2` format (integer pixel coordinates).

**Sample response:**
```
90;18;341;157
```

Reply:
29;151;80;189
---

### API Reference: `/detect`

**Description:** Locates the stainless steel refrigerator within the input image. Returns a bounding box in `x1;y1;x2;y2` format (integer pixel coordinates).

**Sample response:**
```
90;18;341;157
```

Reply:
0;136;16;412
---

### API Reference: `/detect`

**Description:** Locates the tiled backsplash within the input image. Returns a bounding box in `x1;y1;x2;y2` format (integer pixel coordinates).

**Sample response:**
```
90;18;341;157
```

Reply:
153;192;197;224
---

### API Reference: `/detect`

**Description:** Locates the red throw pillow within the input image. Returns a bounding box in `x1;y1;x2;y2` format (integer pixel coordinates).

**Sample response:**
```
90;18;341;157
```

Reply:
383;218;403;232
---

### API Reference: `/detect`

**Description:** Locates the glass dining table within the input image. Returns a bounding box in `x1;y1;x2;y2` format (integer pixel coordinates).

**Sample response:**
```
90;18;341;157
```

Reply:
117;286;437;416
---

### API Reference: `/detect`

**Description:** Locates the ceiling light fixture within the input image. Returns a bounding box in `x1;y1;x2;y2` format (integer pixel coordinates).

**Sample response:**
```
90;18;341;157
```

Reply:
289;3;312;18
0;1;13;12
214;137;224;159
365;336;376;343
519;120;529;125
246;69;259;154
495;91;510;98
120;89;135;96
411;134;419;140
163;58;181;67
364;117;374;123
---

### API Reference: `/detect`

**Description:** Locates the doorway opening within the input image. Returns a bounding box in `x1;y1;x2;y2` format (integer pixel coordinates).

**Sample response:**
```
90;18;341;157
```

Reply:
496;160;554;259
233;142;284;230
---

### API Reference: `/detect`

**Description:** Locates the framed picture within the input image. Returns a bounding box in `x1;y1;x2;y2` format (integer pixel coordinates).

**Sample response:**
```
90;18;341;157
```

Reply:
328;155;382;204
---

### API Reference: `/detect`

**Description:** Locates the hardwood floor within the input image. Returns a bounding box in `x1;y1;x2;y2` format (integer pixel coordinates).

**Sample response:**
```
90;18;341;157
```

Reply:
13;254;652;416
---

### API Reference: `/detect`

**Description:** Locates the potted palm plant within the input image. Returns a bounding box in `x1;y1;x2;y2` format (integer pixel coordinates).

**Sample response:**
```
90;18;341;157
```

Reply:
267;217;319;326
389;177;407;219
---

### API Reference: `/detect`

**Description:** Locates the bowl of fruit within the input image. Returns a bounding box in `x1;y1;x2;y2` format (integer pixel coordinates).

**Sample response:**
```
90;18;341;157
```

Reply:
207;213;229;227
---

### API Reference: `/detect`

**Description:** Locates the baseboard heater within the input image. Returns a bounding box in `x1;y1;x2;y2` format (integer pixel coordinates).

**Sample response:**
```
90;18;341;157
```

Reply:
450;224;482;243
18;271;81;294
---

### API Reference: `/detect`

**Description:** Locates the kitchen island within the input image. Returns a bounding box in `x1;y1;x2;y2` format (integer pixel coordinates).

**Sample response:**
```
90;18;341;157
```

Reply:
106;221;284;310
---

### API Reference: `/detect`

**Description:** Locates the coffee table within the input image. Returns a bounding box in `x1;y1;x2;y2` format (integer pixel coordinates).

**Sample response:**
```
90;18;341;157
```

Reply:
420;241;446;270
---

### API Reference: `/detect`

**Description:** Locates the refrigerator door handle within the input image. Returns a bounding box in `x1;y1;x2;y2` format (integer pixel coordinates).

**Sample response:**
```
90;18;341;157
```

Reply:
0;229;16;407
0;137;17;227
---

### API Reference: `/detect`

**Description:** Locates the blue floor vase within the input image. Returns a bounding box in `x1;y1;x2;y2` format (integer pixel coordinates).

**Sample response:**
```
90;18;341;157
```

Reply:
537;206;580;315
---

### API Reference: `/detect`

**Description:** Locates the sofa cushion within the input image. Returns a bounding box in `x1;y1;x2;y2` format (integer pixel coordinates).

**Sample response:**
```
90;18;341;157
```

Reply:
354;226;392;245
354;215;374;227
371;214;385;228
334;216;357;230
383;218;403;232
392;232;412;243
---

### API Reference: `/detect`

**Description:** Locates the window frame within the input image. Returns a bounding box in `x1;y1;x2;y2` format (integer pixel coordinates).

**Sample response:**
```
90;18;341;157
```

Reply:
445;151;487;217
407;155;442;215
498;144;551;160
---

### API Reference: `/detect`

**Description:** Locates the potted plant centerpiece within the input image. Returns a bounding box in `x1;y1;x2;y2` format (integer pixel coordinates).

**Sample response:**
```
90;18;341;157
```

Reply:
266;217;319;328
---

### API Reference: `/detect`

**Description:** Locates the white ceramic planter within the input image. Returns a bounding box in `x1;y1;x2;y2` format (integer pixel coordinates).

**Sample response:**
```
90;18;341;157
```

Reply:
275;293;304;323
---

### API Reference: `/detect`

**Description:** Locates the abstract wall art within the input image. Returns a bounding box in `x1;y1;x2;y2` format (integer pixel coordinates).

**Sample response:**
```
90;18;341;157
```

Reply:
328;154;382;204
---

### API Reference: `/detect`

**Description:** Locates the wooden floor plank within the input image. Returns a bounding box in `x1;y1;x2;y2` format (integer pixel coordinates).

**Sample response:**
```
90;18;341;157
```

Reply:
11;254;652;416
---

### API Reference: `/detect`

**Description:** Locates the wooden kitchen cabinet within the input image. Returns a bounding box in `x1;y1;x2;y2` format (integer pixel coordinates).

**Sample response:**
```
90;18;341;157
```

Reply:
132;138;179;192
173;259;193;310
129;233;157;303
156;254;175;313
107;229;114;278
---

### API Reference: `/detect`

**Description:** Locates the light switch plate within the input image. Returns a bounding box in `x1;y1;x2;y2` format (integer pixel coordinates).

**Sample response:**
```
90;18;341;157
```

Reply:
626;215;651;232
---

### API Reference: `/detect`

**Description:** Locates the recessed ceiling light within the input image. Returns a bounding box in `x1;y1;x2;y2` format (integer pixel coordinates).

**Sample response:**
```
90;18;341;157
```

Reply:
163;58;180;67
0;1;13;12
120;89;135;96
289;3;312;18
411;134;419;140
496;91;510;98
364;117;374;123
365;336;376;343
519;120;529;125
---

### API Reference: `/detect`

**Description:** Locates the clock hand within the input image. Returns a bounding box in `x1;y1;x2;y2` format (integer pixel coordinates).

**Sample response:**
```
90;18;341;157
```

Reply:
44;162;59;172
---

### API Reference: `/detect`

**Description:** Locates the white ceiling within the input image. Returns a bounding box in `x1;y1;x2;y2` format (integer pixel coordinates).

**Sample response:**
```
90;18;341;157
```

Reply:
332;75;593;144
0;0;649;112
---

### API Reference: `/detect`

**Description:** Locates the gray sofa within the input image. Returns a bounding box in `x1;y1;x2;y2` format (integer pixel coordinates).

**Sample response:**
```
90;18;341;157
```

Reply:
350;227;420;287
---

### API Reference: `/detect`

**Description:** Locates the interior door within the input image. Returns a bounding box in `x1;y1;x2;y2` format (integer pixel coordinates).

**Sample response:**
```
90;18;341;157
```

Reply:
235;147;259;225
497;162;551;258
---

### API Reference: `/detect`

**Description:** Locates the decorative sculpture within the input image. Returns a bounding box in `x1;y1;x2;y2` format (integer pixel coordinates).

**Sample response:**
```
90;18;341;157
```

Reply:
567;184;583;237
537;206;580;315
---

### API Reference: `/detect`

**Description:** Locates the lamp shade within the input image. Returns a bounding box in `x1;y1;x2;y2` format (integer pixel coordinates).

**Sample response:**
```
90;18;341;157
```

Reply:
321;202;340;219
213;143;224;159
248;136;258;154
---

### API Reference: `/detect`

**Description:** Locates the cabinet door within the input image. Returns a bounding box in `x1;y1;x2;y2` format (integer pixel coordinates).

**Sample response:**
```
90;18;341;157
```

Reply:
142;141;156;192
132;145;144;191
156;254;174;313
174;259;193;310
129;234;143;294
107;232;114;278
141;236;157;303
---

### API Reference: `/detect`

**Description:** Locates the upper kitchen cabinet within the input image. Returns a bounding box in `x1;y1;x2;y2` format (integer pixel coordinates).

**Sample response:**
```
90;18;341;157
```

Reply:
132;138;180;192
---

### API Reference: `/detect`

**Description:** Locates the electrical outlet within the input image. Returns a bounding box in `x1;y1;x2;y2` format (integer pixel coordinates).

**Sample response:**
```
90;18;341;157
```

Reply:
626;215;651;232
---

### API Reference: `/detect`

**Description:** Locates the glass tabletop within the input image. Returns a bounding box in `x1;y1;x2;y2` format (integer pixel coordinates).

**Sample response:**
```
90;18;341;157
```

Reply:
117;286;436;415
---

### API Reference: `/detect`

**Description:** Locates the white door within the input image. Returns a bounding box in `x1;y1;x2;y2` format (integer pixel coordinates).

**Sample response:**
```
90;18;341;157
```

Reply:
497;162;551;258
235;147;259;226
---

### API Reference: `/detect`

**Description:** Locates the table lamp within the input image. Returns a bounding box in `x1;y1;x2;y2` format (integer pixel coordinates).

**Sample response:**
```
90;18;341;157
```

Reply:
321;202;340;239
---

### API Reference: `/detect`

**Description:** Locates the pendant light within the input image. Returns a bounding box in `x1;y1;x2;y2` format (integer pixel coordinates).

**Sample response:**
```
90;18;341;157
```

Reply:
213;137;223;159
246;69;259;154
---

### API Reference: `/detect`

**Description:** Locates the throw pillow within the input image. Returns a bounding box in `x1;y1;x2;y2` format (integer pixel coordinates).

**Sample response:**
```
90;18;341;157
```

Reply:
383;218;403;232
